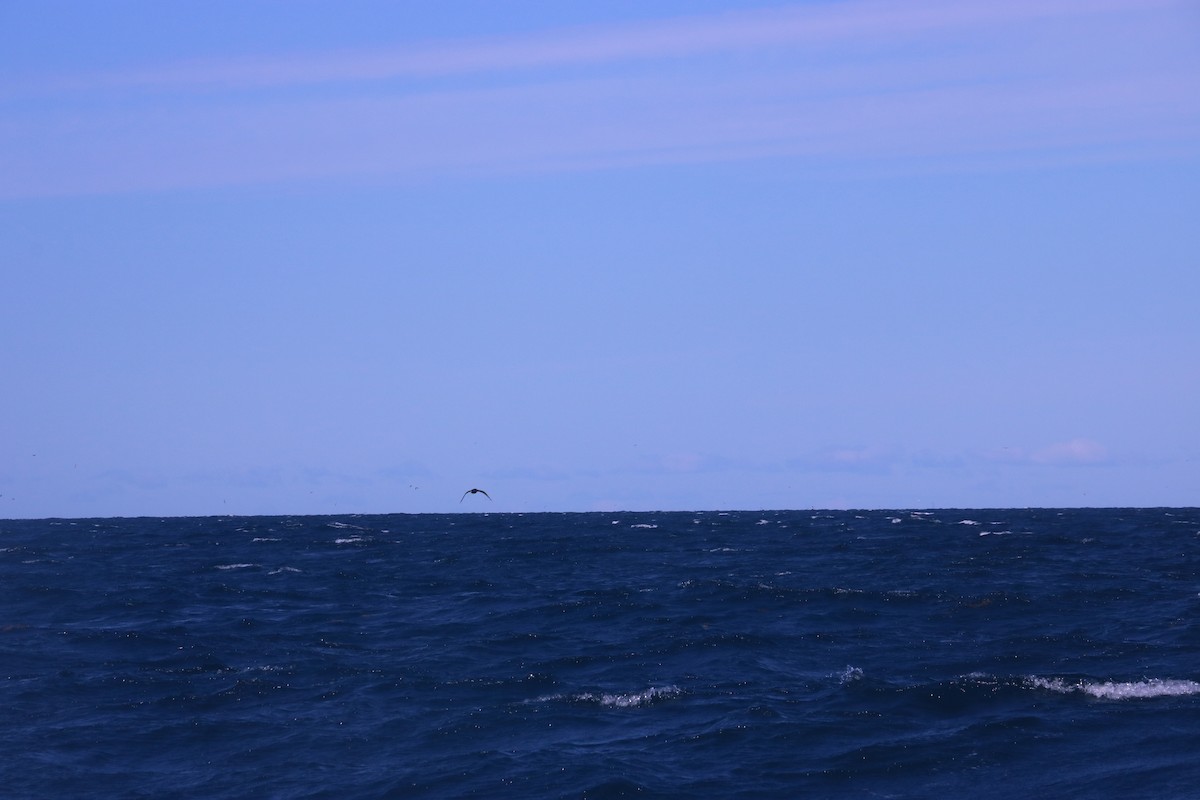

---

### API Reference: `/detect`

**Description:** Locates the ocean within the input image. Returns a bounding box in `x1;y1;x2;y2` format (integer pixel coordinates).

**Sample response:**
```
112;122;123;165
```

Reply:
2;508;1197;799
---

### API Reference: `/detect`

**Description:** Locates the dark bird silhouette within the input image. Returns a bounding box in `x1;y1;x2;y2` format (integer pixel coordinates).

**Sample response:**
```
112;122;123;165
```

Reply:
461;488;491;502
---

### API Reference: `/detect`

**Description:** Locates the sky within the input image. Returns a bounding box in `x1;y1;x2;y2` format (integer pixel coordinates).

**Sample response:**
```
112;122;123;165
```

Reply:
2;0;1198;518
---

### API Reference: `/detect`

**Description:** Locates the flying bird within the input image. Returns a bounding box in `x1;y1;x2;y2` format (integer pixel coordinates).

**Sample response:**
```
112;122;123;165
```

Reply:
461;488;491;502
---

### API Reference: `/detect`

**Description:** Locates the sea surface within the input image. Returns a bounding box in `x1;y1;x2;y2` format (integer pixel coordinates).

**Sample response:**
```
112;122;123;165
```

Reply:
2;508;1198;799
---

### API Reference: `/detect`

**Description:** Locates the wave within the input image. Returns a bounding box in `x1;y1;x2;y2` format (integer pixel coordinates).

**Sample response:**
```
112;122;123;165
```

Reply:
837;665;864;684
845;671;1200;707
1028;676;1200;700
536;685;681;709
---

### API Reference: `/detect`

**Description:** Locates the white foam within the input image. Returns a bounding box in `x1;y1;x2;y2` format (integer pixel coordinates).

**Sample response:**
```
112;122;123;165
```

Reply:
1029;676;1200;700
630;523;657;529
334;536;365;544
268;566;301;575
538;685;681;708
838;665;864;684
252;537;281;542
590;686;681;708
215;563;257;570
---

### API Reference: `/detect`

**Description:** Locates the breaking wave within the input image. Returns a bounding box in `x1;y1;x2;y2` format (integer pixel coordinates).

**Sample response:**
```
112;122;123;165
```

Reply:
1028;676;1200;700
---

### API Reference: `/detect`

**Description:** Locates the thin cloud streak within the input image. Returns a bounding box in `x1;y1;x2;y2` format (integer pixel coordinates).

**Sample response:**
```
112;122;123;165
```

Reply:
2;0;1196;197
12;0;1181;96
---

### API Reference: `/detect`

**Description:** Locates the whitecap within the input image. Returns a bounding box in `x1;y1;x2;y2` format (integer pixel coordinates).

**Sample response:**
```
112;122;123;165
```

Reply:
1028;676;1200;700
334;536;365;544
532;685;681;708
215;563;257;570
268;566;302;575
588;686;681;708
838;665;863;684
252;537;281;542
958;520;982;526
630;523;657;529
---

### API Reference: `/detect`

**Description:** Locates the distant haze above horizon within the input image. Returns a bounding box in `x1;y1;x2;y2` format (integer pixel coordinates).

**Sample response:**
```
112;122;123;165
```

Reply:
2;0;1198;518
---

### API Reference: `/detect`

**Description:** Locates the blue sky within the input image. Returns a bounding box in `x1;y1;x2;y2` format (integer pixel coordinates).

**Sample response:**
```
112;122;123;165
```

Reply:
2;0;1198;517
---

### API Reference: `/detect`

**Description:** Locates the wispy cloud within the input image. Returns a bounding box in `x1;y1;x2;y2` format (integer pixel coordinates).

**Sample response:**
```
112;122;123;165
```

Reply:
1030;438;1109;465
982;439;1111;465
12;0;1182;96
3;0;1197;197
785;439;1115;472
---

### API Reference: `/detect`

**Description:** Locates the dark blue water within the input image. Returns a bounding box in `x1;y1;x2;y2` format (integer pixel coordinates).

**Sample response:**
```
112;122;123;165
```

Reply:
3;509;1198;798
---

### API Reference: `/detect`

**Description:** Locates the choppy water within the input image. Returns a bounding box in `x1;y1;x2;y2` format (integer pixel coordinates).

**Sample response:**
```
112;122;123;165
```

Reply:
2;508;1198;798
